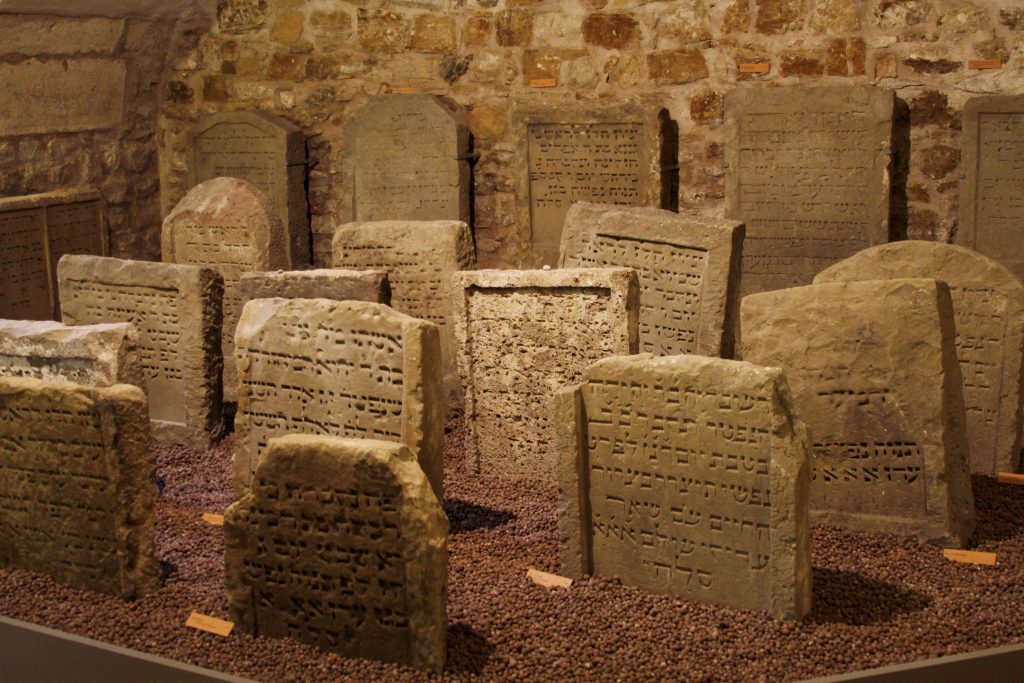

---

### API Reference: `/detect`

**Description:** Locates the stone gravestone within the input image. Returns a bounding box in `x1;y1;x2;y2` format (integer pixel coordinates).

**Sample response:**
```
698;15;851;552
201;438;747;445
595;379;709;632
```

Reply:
560;201;744;358
162;177;290;402
0;377;160;599
189;111;309;267
240;269;391;307
58;255;224;449
225;434;447;673
513;102;678;267
557;354;811;619
453;268;639;481
725;85;894;297
341;94;471;224
815;241;1024;475
741;279;975;546
234;298;443;500
332;220;475;407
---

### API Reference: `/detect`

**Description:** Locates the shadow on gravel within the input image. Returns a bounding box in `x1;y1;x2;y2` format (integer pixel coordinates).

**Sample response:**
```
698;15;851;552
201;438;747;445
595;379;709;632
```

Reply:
444;498;515;532
971;474;1024;544
445;623;494;674
808;568;931;626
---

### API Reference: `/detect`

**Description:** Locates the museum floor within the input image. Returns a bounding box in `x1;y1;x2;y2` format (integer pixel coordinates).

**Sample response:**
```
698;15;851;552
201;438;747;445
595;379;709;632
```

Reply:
1;419;1022;682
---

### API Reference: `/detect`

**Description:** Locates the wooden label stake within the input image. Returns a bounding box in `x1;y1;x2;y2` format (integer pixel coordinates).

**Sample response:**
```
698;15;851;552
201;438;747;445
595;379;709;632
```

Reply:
527;568;573;588
997;472;1024;485
186;612;235;637
529;78;558;89
943;548;997;566
968;59;1002;70
739;63;770;74
202;512;225;526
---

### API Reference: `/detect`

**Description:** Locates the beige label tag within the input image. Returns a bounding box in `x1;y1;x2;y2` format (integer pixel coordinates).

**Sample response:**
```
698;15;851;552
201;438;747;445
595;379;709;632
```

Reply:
202;513;224;526
529;78;558;88
943;549;997;566
391;86;419;93
968;59;1002;70
185;612;235;637
739;63;770;74
527;568;573;588
997;472;1024;485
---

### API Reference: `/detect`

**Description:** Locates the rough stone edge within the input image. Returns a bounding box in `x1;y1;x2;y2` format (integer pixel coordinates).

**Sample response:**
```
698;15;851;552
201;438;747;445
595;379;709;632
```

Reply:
238;269;392;307
555;384;590;580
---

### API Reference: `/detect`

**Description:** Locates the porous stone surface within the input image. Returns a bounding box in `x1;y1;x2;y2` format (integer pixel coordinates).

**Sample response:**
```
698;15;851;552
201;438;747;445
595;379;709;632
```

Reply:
239;269;391;307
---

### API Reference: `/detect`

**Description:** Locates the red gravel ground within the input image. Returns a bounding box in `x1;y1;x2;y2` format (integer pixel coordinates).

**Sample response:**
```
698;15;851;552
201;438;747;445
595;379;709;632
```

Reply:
1;420;1023;682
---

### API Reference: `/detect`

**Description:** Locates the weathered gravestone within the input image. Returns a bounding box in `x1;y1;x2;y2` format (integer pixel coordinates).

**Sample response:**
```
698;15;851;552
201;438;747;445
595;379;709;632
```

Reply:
453;268;639;481
162;177;290;402
240;269;391;307
513;102;678;267
58;255;224;449
815;241;1024;475
725;86;894;297
189;111;309;267
560;201;744;358
225;434;447;673
0;189;107;321
0;377;160;599
741;279;975;546
557;354;811;619
341;94;471;224
234;298;443;500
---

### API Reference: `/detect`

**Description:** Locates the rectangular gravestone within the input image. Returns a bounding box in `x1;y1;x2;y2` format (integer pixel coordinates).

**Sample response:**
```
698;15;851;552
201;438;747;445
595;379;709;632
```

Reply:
453;268;639;482
226;434;447;672
557;354;811;619
513;102;678;267
725;86;894;297
741;278;975;546
239;269;391;307
0;377;160;599
58;255;224;449
560;202;744;358
234;298;443;500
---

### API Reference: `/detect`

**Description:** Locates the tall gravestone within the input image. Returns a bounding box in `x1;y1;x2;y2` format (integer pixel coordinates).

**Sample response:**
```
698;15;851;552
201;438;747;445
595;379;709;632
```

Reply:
234;298;444;500
557;354;811;619
163;177;290;402
0;377;160;599
239;269;391;307
513;102;678;267
741;278;975;546
560;202;744;358
189;111;309;267
58;255;224;449
341;94;471;224
815;241;1024;475
226;434;448;673
453;268;639;481
725;86;894;297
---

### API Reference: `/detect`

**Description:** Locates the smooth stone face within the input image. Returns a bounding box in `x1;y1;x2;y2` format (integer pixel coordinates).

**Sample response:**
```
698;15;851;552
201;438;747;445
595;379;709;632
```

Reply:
557;354;812;620
239;269;391;307
57;255;224;449
225;435;447;673
725;85;894;297
741;278;975;546
0;377;160;599
560;201;744;358
815;241;1024;474
453;268;640;482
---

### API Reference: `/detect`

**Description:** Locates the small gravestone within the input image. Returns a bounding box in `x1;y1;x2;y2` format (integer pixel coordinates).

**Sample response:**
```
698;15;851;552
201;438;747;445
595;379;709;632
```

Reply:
725;86;894;297
189;111;309;266
58;255;224;449
239;269;391;307
225;434;447;672
560;202;744;358
0;377;160;599
815;241;1024;475
341;94;470;224
557;354;811;619
741;278;974;546
162;177;290;402
234;298;443;500
453;268;639;481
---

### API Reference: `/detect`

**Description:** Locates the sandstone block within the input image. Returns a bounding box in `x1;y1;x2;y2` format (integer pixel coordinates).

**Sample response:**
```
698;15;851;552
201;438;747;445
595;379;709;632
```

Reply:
239;269;391;307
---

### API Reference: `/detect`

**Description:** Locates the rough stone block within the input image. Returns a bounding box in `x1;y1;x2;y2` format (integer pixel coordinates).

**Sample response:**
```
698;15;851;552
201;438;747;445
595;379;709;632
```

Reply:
239;269;391;307
0;59;125;136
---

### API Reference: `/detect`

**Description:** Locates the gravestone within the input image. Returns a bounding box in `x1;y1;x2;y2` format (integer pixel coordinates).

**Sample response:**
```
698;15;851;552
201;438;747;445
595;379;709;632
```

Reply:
234;298;443;500
560;202;744;358
815;241;1024;475
341;94;471;224
239;269;391;307
332;221;475;406
725;86;894;297
0;377;160;599
741;278;974;546
454;268;639;481
189;111;309;267
162;177;290;402
225;434;447;673
58;255;224;449
513;102;678;266
557;354;811;619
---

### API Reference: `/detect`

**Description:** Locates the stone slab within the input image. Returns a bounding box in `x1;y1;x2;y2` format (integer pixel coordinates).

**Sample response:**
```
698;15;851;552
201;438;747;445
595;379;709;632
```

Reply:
239;269;391;307
0;16;124;55
0;59;125;136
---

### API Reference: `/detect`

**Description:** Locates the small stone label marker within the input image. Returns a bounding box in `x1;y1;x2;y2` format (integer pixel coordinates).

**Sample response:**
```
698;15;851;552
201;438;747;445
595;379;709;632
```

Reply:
943;549;997;566
186;612;234;636
527;568;573;589
201;513;224;526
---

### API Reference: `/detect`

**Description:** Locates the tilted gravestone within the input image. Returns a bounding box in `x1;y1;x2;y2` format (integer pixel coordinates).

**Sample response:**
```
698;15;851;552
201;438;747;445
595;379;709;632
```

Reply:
239;269;391;307
0;377;160;599
741;278;975;546
560;201;744;358
815;241;1024;475
225;434;447;673
58;255;224;449
557;354;811;619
